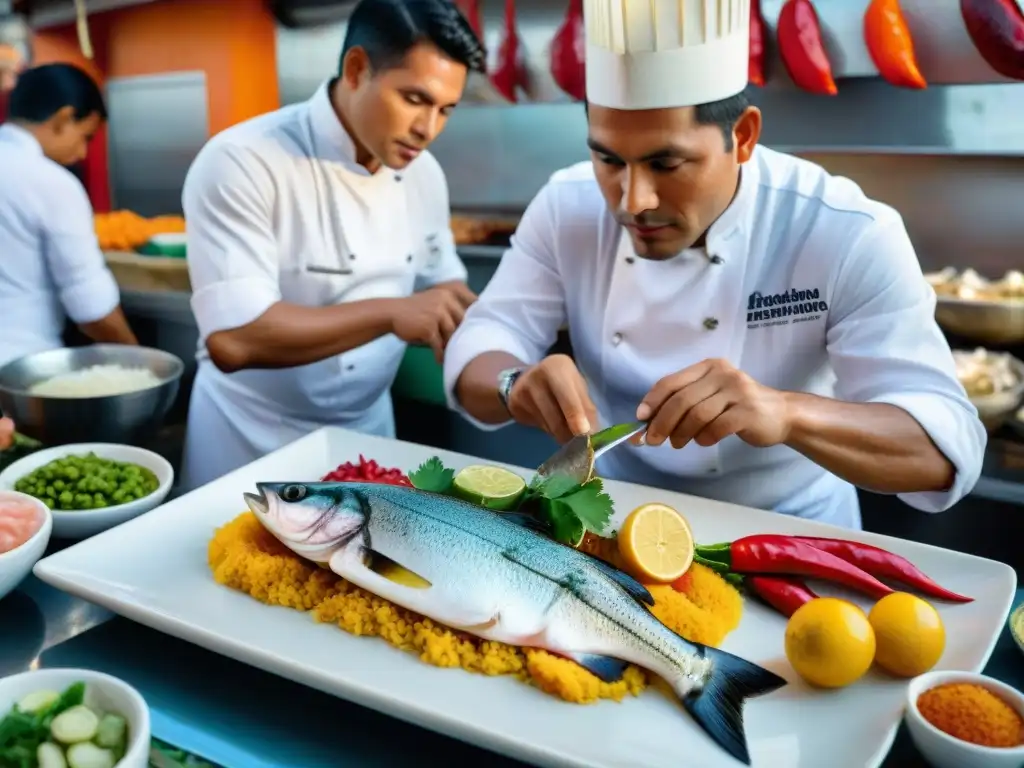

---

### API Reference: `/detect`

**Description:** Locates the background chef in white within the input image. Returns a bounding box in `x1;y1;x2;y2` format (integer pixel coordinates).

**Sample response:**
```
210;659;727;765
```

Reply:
181;0;483;490
0;63;138;370
443;0;987;530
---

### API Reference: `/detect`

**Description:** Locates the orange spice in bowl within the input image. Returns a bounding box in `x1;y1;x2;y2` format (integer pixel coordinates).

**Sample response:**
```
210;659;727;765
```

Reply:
917;682;1024;748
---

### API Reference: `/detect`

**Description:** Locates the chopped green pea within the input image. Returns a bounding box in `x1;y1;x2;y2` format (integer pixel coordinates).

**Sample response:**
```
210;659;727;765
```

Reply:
14;453;159;512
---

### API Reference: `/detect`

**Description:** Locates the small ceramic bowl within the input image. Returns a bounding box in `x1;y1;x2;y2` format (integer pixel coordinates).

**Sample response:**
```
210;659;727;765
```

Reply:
0;443;173;539
0;667;151;768
0;490;52;601
905;670;1024;768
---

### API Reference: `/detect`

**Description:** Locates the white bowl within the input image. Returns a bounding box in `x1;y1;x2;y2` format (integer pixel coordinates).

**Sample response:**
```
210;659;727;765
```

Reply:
0;667;150;768
0;490;52;600
905;670;1024;768
0;443;173;539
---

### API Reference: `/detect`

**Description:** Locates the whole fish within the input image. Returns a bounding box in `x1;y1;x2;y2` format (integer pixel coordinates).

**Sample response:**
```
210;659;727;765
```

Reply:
244;481;786;765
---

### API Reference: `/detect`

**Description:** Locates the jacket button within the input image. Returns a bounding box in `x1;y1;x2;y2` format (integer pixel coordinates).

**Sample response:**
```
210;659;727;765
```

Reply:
625;256;635;264
703;317;719;330
406;254;413;262
346;364;355;371
709;255;724;265
612;332;623;346
349;253;357;261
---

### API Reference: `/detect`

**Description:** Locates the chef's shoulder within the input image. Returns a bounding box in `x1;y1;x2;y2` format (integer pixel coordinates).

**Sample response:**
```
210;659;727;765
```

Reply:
183;105;307;200
756;147;907;262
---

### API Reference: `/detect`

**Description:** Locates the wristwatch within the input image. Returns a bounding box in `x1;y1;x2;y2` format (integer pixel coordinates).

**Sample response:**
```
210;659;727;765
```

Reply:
497;367;526;412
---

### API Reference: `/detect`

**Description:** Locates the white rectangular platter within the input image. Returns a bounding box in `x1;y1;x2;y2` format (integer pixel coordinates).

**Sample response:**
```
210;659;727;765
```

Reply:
33;427;1017;768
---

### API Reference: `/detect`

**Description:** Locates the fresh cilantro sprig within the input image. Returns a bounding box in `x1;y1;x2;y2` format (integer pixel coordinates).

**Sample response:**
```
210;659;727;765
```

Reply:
530;474;614;542
407;454;615;548
408;457;455;494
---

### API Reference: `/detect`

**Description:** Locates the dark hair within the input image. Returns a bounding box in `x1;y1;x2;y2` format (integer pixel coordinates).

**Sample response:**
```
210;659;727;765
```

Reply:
341;0;486;76
694;91;750;151
7;63;107;124
585;90;751;151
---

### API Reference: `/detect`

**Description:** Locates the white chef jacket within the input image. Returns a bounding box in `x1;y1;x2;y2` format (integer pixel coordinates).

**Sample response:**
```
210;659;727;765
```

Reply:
0;124;120;368
180;81;467;491
443;146;987;529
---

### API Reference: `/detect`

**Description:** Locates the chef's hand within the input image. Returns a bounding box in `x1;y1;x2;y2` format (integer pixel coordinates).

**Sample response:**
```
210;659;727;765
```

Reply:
508;354;598;444
0;417;14;452
391;282;477;362
636;358;792;449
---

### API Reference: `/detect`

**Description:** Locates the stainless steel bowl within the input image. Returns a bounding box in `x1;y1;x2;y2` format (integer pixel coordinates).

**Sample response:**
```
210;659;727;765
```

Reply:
962;353;1024;433
935;296;1024;346
0;345;184;446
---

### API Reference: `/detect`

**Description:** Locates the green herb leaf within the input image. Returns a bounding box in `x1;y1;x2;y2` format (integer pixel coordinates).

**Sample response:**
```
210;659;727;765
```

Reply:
531;473;579;500
538;498;586;547
558;478;614;535
408;456;455;494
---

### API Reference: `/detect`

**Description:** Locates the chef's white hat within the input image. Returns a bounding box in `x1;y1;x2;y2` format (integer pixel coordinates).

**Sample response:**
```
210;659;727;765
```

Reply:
584;0;750;110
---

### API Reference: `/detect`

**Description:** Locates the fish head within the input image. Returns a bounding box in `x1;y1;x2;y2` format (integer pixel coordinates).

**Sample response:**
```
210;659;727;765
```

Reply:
244;482;368;561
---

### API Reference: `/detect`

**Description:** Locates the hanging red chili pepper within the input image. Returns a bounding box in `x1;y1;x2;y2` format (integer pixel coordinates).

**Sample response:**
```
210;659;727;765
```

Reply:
490;0;526;102
960;0;1024;81
777;0;838;95
749;0;767;87
790;536;973;602
550;0;586;101
864;0;927;88
745;575;819;618
696;535;894;599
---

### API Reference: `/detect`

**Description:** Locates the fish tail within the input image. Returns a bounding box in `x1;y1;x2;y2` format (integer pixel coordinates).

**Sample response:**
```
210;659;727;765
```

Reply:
678;646;787;766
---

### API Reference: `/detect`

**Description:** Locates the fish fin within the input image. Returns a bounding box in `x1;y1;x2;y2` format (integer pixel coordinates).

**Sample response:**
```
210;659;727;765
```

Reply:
679;645;787;766
562;652;630;683
579;552;655;606
501;512;552;534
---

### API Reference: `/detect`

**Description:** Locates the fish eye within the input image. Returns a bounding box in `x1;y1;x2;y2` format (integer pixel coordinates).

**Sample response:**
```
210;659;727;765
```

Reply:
280;484;306;502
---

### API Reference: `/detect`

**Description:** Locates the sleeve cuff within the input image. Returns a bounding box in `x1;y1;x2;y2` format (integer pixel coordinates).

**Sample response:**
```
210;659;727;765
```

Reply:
869;391;987;512
190;277;281;336
61;268;120;324
442;320;536;432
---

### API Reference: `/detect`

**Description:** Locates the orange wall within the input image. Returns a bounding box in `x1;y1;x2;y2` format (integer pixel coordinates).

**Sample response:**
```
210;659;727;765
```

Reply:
104;0;280;136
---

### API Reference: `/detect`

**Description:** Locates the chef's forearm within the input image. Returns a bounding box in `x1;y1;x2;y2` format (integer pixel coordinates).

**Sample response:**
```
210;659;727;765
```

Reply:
205;300;396;372
454;351;526;424
78;307;139;346
781;392;956;495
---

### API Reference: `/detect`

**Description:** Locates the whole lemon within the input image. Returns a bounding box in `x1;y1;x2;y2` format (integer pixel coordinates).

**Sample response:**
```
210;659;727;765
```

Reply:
785;597;876;689
868;592;945;678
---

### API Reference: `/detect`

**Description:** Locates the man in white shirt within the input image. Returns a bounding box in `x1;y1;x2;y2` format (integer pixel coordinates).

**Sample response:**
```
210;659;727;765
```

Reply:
0;63;138;369
443;1;986;529
181;0;483;490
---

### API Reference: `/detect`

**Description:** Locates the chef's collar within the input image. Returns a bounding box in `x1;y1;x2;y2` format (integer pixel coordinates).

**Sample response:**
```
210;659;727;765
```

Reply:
703;148;761;253
307;78;387;178
0;122;42;155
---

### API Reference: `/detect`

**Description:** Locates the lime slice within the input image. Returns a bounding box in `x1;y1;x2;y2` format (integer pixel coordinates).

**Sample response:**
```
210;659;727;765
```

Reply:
453;465;527;511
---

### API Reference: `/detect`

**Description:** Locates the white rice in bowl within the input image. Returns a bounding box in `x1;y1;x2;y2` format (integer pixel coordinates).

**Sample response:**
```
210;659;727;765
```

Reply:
28;364;163;398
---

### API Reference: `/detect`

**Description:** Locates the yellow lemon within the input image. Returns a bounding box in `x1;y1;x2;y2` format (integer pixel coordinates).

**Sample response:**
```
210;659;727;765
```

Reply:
617;502;694;583
785;598;876;689
868;592;946;678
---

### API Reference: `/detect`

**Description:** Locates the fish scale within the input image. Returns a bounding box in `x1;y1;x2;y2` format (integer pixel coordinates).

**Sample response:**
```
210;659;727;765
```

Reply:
245;481;787;766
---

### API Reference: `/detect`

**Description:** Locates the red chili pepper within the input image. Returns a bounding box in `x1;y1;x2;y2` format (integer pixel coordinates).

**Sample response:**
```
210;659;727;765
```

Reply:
864;0;927;89
777;0;838;95
960;0;1024;81
749;0;767;87
745;575;819;618
696;535;894;599
790;536;973;603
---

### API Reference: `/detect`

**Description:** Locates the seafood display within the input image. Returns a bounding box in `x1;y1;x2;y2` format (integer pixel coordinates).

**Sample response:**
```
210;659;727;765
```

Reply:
243;481;785;764
205;450;982;767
